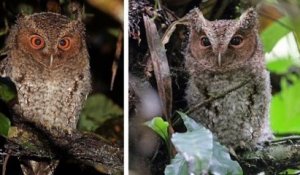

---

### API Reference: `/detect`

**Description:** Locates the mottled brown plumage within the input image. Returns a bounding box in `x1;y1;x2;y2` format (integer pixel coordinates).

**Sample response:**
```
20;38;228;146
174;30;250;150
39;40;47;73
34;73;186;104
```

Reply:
1;12;91;136
0;11;91;175
185;8;273;149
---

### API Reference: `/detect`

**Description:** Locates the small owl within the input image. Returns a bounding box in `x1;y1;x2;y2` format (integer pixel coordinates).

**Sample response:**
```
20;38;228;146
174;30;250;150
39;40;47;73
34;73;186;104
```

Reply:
0;12;91;136
184;8;273;149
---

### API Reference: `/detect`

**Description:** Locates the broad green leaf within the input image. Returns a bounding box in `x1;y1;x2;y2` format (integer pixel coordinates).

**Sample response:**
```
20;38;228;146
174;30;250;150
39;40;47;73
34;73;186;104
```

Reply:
261;17;292;52
78;94;123;132
172;112;213;173
171;112;213;172
210;141;243;175
271;79;300;133
0;113;10;136
165;154;188;175
171;130;213;173
0;82;16;102
144;117;169;142
166;113;243;175
177;111;202;131
267;58;297;73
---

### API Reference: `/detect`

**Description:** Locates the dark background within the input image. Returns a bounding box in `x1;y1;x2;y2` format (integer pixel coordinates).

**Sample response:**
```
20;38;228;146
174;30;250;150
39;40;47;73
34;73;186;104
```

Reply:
0;0;123;174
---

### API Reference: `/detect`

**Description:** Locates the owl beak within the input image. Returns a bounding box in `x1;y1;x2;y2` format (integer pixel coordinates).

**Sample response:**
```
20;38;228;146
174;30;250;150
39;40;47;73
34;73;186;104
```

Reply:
49;54;54;68
218;52;222;66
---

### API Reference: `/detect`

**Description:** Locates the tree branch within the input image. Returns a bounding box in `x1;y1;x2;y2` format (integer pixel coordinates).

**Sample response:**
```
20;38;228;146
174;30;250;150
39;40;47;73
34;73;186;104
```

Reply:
2;121;123;174
238;137;300;174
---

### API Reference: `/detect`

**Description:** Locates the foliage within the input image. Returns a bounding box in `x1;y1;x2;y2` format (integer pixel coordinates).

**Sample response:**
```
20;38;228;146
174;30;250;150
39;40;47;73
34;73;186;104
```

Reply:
271;76;300;133
0;83;13;137
144;117;169;143
260;2;300;136
261;17;292;52
0;113;10;137
78;93;123;132
267;58;296;73
146;112;243;175
0;82;16;103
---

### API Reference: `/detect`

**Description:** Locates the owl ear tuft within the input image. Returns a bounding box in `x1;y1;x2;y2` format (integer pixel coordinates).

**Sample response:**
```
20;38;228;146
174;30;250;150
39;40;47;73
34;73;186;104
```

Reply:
239;8;258;30
188;8;207;32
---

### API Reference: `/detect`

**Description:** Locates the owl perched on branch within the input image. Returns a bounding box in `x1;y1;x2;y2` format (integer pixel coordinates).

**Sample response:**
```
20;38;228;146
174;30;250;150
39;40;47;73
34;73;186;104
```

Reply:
185;8;273;149
1;12;91;137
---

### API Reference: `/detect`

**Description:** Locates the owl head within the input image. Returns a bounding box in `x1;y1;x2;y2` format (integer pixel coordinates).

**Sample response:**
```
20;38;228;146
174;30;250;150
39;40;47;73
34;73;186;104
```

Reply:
6;12;88;70
187;8;263;72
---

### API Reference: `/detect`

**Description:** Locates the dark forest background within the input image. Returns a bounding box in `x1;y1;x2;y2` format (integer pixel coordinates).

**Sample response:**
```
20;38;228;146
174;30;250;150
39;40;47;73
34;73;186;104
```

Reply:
0;0;123;175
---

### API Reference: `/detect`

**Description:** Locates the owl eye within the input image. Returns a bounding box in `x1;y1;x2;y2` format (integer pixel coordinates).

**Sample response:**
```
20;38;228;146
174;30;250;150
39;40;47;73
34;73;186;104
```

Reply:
58;37;71;50
230;36;243;46
29;35;45;49
200;36;211;47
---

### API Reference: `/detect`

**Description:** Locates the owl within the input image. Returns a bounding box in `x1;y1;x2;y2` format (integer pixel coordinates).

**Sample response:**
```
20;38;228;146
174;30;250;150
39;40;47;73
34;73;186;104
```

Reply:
184;8;273;149
0;12;91;137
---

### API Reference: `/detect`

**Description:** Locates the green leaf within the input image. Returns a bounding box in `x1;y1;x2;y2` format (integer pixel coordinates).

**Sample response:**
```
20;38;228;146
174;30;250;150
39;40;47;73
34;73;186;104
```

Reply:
144;117;169;143
0;82;16;103
173;112;213;172
0;113;11;136
165;154;188;175
177;111;202;131
271;79;300;133
78;94;123;132
171;129;213;173
261;17;292;52
210;141;243;175
166;112;243;175
267;58;297;73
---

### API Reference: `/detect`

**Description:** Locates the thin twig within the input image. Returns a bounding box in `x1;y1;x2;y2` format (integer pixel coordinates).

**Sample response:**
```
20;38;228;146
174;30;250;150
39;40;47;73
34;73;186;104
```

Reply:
186;79;251;115
110;29;123;91
161;17;190;45
275;132;300;137
271;136;300;144
2;152;10;175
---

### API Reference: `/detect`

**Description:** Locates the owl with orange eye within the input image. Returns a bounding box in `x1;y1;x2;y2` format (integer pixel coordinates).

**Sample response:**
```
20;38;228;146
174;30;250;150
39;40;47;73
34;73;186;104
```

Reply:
0;12;91;136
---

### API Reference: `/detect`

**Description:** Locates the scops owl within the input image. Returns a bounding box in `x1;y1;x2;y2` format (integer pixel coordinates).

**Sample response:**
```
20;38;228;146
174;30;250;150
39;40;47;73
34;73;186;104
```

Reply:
0;12;91;136
184;8;273;149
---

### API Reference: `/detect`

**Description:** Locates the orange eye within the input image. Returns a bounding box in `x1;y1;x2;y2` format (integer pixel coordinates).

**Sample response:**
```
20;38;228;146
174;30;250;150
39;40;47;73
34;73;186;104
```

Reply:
58;37;71;50
29;35;45;49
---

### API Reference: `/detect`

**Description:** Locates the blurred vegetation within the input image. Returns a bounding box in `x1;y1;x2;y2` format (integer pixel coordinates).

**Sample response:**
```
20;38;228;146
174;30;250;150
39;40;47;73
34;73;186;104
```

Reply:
0;0;123;175
261;0;300;140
